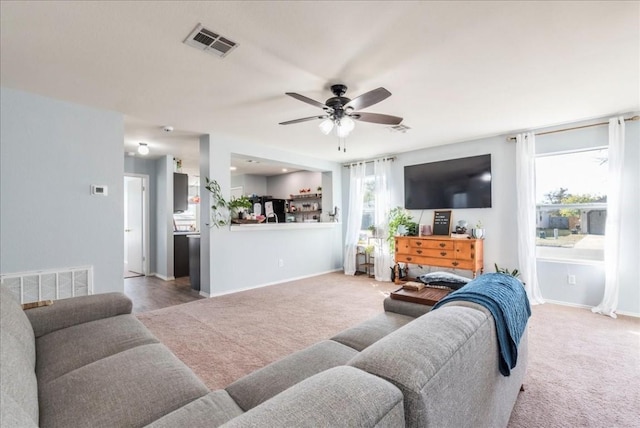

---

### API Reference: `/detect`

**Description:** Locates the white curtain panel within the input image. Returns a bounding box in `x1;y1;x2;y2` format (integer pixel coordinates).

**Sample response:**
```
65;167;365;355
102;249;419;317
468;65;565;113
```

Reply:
343;162;366;275
373;159;393;281
592;117;625;318
515;132;545;305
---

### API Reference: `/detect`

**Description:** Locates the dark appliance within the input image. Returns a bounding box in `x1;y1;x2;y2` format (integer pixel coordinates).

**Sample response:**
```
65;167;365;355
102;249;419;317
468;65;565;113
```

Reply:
173;173;188;213
263;198;286;223
404;154;492;210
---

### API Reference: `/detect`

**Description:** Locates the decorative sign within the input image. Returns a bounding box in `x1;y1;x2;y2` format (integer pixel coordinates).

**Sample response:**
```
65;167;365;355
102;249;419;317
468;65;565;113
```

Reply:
433;210;452;236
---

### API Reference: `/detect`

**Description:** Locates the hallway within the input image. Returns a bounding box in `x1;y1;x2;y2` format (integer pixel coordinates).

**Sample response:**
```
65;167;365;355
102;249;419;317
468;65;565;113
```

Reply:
124;275;203;313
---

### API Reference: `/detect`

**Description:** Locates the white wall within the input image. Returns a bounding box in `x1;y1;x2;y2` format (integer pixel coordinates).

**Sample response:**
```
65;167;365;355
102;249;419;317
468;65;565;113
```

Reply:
0;88;124;294
231;174;267;197
267;171;322;199
200;136;342;296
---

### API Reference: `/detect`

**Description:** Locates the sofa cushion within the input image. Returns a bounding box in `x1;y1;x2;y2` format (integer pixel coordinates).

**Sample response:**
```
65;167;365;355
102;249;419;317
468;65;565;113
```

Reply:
331;312;415;351
38;343;209;428
222;366;405;428
348;306;492;427
226;340;358;411
0;286;38;426
146;390;243;428
36;314;159;384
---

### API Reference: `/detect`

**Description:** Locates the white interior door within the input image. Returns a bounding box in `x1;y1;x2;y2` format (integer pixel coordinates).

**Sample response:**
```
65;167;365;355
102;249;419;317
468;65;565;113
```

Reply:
125;177;144;274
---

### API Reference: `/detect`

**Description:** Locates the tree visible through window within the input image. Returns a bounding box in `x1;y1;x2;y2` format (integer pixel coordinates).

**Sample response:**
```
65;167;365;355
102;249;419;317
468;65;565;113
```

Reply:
535;148;608;261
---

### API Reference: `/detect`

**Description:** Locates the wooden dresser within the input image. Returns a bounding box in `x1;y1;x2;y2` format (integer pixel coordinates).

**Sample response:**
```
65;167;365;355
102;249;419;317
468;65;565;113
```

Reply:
394;236;484;283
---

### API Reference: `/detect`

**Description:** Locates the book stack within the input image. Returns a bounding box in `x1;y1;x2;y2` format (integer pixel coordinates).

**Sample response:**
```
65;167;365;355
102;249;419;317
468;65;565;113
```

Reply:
402;281;425;291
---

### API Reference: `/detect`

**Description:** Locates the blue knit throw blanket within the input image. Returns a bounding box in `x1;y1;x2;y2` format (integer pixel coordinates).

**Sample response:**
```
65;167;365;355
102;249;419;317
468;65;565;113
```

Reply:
432;273;531;376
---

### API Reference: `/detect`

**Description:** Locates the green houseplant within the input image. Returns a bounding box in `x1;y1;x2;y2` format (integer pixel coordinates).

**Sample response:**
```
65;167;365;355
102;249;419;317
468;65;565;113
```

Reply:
387;207;418;251
204;178;252;228
494;263;520;279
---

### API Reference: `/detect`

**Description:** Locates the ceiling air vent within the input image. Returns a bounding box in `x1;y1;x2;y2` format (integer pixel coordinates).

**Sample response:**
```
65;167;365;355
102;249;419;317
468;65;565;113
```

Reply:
183;24;238;58
388;124;411;133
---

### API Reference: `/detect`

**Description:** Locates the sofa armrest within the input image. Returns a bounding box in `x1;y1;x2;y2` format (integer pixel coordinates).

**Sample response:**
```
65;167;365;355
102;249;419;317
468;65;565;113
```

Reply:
221;366;405;428
25;292;132;337
383;296;431;318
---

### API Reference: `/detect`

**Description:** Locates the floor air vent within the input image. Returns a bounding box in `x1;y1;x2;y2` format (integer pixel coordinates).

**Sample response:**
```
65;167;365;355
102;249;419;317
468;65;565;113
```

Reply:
184;23;238;58
1;266;93;304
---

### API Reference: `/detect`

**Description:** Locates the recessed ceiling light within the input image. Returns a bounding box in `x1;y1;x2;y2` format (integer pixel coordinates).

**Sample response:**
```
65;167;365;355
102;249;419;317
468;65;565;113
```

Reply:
230;166;237;171
246;159;260;164
282;168;288;172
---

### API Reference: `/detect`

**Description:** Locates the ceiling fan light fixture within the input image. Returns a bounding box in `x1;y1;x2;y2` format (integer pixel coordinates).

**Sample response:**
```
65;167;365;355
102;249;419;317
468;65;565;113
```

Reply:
319;118;334;135
336;116;355;138
137;142;149;155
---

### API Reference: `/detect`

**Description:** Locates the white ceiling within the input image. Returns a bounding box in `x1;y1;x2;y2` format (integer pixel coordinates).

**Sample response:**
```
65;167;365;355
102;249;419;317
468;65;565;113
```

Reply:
1;1;638;172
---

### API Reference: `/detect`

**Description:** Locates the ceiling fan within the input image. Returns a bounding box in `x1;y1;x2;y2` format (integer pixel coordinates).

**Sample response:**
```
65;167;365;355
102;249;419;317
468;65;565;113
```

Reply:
279;84;403;139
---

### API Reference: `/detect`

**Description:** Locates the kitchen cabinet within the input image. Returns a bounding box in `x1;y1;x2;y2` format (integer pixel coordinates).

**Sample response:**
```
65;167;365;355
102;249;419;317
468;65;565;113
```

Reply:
174;234;189;278
173;173;188;213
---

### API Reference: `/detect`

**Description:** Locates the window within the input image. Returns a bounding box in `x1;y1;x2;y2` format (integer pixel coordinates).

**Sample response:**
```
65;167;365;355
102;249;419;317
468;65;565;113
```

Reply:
535;148;608;261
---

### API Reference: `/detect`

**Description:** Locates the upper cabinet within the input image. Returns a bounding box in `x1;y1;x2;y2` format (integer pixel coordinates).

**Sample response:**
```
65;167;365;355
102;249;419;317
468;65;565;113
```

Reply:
173;173;188;213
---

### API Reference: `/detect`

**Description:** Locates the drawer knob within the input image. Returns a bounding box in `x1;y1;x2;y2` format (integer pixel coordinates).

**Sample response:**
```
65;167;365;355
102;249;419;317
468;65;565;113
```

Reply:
416;249;423;254
439;243;446;248
406;257;412;261
416;241;422;246
452;261;459;267
440;252;447;257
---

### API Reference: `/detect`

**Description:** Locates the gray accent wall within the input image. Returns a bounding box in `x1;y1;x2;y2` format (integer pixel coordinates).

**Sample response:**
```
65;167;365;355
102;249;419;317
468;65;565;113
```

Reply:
1;87;124;294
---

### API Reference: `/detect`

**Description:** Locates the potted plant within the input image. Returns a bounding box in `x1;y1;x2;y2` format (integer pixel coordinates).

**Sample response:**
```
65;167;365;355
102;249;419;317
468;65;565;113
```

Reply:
494;263;523;284
204;178;253;228
228;195;252;218
472;220;485;239
387;207;418;252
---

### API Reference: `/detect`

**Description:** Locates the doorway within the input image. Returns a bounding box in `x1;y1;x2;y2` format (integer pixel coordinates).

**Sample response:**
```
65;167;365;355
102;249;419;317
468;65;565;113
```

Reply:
124;175;149;278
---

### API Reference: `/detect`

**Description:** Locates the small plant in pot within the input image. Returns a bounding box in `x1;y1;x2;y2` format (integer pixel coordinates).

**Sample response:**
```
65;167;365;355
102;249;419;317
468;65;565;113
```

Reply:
228;195;252;219
204;178;253;227
387;207;418;252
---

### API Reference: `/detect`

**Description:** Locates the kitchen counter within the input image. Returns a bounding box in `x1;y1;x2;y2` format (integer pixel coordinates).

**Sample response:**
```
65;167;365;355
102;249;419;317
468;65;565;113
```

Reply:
174;231;199;235
230;222;339;232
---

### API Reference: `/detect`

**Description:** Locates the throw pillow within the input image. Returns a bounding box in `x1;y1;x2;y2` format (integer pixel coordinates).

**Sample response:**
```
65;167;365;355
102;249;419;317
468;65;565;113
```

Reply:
417;271;472;290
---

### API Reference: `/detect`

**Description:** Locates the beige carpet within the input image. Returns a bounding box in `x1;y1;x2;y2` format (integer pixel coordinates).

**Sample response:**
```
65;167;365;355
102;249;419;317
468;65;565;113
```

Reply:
137;272;640;427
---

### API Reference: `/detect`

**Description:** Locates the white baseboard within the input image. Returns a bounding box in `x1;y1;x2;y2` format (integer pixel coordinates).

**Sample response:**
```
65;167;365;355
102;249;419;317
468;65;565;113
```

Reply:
206;268;342;298
151;273;175;281
544;299;639;318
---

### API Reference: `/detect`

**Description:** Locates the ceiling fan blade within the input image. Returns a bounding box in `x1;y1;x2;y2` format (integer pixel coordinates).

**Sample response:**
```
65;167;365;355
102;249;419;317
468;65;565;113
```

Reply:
279;115;327;125
285;92;327;109
351;112;403;125
344;87;391;111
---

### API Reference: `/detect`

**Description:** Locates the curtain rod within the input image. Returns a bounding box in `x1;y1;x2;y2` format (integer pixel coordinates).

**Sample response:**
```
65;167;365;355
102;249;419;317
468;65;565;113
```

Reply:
343;156;396;168
507;115;639;142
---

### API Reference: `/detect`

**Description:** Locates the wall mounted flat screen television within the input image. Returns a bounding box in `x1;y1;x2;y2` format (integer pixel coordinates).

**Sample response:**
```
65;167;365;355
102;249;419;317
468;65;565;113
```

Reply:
404;154;492;210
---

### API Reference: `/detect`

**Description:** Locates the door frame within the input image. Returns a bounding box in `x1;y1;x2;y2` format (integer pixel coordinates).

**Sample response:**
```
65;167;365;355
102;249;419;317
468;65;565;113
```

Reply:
124;173;150;276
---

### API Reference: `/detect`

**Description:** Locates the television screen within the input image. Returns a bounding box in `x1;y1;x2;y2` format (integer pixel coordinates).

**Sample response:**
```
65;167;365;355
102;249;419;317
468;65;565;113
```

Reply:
404;154;492;210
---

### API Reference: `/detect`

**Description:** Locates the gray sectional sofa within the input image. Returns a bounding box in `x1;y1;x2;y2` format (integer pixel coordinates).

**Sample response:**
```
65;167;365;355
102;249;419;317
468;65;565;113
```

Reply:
1;283;527;427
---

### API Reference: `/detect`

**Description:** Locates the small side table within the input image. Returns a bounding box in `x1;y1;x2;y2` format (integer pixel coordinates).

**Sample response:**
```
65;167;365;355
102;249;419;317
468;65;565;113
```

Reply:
390;286;451;306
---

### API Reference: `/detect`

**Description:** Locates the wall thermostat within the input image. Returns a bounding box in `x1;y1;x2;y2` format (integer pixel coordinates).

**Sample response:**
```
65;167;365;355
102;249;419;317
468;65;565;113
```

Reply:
91;185;108;196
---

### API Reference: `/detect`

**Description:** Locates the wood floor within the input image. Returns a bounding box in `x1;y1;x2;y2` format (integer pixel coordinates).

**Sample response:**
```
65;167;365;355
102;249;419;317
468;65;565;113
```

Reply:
124;275;204;313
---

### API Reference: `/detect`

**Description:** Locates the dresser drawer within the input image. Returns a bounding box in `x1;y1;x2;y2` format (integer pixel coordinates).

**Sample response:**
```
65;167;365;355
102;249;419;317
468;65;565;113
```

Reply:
409;247;455;259
411;239;454;250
